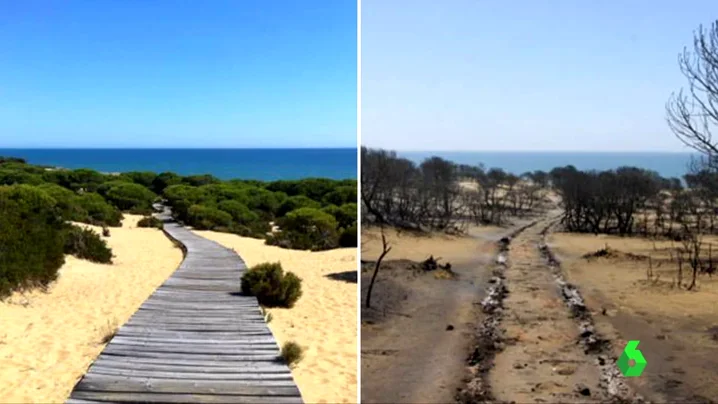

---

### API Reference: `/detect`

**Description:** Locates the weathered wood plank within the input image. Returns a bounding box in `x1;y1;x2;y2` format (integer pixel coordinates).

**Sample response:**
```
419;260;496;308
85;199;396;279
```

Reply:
91;356;282;368
115;330;273;338
111;336;276;345
71;391;303;404
89;361;289;373
102;347;280;361
88;368;295;381
103;343;279;355
75;375;301;396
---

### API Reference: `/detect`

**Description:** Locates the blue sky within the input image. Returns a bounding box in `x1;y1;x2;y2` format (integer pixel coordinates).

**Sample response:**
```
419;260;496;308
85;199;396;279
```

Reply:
362;0;718;152
0;1;356;148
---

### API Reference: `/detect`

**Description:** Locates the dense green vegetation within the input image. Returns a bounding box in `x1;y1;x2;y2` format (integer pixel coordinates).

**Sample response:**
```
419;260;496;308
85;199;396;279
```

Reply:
0;156;357;298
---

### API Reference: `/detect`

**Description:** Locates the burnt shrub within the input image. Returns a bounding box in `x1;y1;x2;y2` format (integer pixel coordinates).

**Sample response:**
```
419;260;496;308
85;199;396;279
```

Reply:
240;262;302;308
269;208;339;251
338;223;358;247
187;204;233;230
0;185;66;298
137;216;163;229
62;225;113;264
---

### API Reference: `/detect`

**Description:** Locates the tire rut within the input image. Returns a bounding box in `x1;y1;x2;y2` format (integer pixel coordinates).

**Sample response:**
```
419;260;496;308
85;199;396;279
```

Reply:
458;218;644;404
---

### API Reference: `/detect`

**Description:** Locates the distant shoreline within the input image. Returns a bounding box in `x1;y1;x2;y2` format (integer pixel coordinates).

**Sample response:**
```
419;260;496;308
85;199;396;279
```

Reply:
1;148;357;181
394;150;697;180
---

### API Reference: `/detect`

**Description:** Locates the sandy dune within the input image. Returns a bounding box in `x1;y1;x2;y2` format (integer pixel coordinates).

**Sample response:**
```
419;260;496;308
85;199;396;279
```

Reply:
549;231;718;402
195;231;358;404
0;215;183;404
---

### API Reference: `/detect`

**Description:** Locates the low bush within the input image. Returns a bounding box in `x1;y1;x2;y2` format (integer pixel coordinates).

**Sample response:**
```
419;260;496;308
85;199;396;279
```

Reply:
280;341;304;367
240;262;302;308
277;195;321;217
0;185;66;298
187;204;233;230
105;182;156;212
77;193;123;227
62;225;113;264
338;223;358;247
137;216;163;229
322;203;357;229
218;200;259;225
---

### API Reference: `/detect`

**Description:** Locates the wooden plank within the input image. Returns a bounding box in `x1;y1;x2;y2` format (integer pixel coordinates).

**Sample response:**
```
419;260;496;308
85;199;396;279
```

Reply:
102;343;278;355
89;361;289;373
88;368;295;381
129;313;263;319
91;356;282;368
70;391;302;404
118;324;270;332
110;336;276;345
125;318;267;326
115;330;272;338
102;349;279;361
75;375;301;396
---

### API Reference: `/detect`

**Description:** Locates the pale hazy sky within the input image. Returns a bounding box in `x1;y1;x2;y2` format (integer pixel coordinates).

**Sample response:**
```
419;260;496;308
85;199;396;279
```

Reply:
362;0;718;152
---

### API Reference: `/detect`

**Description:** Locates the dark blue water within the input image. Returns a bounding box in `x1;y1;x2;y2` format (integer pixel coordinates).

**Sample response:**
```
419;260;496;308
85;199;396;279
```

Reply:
399;151;698;180
0;148;357;181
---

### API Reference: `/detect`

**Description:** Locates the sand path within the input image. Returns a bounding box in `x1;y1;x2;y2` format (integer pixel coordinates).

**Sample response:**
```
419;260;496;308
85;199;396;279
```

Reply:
0;215;183;404
488;219;606;403
360;223;532;403
194;231;358;404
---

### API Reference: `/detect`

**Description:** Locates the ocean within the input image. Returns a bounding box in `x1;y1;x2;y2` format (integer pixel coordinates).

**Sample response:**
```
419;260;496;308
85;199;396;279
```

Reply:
399;151;699;180
0;148;357;181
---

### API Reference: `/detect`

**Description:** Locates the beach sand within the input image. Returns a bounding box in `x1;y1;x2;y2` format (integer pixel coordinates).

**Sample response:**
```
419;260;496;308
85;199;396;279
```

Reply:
195;231;358;404
0;215;183;404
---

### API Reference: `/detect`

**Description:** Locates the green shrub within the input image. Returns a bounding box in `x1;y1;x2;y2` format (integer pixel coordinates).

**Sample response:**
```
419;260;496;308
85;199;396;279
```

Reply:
0;185;66;298
43;168;107;192
240;262;302;308
241;187;282;217
36;183;87;222
77;193;123;227
322;185;357;206
218;200;259;225
187;204;233;230
0;169;43;186
271;208;339;251
105;182;156;212
137;216;163;229
322;203;357;229
163;184;207;222
280;341;304;367
119;171;157;188
339;223;358;247
277;195;321;217
62;225;113;264
183;174;221;187
151;172;182;194
230;220;271;239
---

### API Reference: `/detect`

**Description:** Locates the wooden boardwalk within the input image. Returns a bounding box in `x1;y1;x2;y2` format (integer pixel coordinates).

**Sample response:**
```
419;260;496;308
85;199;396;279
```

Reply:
67;208;303;404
